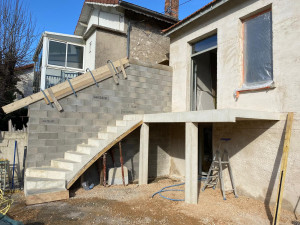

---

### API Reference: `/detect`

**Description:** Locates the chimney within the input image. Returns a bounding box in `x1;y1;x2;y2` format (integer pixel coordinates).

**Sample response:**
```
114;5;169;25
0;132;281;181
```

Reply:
165;0;179;19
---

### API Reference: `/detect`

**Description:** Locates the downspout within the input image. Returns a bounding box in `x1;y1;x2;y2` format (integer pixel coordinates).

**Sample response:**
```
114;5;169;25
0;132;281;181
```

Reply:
127;21;131;59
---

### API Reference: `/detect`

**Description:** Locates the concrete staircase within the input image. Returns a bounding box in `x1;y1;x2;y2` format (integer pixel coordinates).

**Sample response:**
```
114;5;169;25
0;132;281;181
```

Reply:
24;114;143;205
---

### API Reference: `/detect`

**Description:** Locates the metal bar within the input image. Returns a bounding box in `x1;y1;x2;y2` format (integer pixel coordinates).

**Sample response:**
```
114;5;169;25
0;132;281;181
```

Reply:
12;141;17;190
107;60;119;84
86;68;99;87
119;142;125;186
218;151;226;200
103;153;107;187
41;89;53;107
67;78;77;97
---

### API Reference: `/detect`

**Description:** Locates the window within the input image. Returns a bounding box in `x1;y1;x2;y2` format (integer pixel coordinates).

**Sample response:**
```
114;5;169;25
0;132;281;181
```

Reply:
192;34;217;55
243;10;273;86
47;40;84;69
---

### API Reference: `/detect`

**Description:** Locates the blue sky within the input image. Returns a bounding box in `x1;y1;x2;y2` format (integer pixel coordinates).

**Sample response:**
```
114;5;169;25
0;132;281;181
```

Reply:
23;0;212;48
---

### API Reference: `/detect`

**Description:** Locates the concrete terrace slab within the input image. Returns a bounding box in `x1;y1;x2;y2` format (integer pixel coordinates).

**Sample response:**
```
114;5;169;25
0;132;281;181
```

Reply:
132;109;284;123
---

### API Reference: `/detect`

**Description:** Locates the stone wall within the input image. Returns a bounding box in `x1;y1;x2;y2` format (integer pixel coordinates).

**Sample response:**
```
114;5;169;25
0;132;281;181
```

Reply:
0;132;28;188
27;60;172;180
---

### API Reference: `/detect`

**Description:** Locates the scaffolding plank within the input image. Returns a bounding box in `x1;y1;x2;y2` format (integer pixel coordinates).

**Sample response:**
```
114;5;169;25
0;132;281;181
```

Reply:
2;58;129;114
47;88;63;112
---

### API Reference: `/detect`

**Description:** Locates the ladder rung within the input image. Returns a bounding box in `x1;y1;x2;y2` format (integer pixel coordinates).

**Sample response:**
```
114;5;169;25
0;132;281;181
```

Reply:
224;189;234;192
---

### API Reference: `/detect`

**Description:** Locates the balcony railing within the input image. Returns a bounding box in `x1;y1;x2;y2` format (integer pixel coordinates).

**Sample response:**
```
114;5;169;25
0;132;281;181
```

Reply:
45;71;82;88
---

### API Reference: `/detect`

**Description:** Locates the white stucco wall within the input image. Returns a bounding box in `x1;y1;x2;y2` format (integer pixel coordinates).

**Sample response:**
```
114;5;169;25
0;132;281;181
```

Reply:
169;0;300;113
168;0;300;214
84;31;97;70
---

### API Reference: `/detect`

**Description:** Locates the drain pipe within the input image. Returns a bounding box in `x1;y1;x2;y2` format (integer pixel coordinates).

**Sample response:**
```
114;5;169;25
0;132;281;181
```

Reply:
127;21;131;59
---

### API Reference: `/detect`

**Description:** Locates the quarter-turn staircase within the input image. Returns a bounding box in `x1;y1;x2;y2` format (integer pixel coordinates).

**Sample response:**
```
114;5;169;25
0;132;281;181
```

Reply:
24;114;143;205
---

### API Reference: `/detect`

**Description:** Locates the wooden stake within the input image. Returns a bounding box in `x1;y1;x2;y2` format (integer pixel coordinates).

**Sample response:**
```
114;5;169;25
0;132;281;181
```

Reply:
47;88;63;112
119;141;125;186
272;112;294;225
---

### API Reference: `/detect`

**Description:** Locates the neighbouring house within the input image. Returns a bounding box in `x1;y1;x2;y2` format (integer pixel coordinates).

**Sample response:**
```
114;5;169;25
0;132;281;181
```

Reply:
1;0;299;217
15;64;34;99
32;0;177;91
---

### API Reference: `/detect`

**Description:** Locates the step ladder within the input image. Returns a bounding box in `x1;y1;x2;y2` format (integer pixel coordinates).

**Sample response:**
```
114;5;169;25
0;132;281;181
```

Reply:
202;138;238;200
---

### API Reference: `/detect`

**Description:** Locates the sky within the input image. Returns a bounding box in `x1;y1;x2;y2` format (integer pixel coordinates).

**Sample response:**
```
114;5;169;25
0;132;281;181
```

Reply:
23;0;212;49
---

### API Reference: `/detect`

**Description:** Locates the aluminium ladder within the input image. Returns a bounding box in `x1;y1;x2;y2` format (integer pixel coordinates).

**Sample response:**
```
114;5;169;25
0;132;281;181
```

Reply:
202;138;238;200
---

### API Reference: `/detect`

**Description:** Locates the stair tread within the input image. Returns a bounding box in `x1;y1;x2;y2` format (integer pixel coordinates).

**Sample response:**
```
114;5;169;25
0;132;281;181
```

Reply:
52;158;78;163
66;151;89;156
26;187;67;196
28;167;70;172
26;177;65;182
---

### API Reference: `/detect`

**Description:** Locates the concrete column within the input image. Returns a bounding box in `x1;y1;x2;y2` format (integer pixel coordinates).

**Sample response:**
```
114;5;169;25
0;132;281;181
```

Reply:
185;122;198;204
139;123;149;185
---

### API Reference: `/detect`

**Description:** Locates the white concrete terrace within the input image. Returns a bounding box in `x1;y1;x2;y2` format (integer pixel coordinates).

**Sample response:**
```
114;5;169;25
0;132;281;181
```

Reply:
135;108;284;204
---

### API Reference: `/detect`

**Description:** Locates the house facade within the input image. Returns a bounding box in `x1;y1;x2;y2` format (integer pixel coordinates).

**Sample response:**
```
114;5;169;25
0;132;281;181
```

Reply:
164;0;300;214
32;0;177;91
2;0;298;216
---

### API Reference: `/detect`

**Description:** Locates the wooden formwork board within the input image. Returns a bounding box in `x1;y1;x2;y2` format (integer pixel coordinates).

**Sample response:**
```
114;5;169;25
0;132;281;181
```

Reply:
2;58;129;114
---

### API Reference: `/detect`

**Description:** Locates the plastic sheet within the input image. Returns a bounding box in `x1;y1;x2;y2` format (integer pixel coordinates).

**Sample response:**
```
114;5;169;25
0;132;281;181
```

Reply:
243;10;273;85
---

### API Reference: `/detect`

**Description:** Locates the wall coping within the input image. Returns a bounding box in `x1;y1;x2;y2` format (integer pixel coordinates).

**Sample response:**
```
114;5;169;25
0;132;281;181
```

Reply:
129;58;173;72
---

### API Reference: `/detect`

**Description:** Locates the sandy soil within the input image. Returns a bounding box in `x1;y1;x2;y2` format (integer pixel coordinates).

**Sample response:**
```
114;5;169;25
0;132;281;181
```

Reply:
7;178;300;225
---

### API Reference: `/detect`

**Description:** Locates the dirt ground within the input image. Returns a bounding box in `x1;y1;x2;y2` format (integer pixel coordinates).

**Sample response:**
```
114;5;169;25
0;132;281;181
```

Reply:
7;178;300;225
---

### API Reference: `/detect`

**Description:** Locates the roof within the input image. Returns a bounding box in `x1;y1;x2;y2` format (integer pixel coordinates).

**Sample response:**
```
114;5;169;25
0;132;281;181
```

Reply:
75;0;178;36
15;64;34;71
163;0;229;36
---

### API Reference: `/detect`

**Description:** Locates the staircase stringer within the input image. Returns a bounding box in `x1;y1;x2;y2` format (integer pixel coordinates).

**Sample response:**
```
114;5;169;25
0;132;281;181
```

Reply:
66;120;143;189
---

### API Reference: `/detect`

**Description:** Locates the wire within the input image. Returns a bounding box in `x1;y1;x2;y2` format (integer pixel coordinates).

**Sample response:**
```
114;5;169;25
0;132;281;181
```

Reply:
162;0;194;14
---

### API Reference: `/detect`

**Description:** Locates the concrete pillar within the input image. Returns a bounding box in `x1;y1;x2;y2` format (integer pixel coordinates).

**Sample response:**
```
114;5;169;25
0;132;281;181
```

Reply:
139;123;149;185
185;122;198;204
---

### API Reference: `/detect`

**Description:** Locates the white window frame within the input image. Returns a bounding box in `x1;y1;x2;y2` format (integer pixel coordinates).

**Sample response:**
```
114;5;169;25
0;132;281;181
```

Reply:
46;38;85;72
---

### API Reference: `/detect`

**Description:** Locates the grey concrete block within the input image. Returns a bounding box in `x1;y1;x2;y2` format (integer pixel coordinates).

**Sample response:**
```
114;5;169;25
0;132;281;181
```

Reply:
59;118;76;126
61;132;77;139
28;117;39;125
77;106;93;113
64;112;83;119
82;113;98;120
76;132;94;139
39;118;59;125
62;105;77;112
38;133;58;139
67;98;85;106
40;103;56;111
46;125;64;132
28;139;46;147
44;139;65;146
28;110;47;118
44;152;64;161
28;133;38;140
65;126;83;133
64;138;86;146
76;119;93;126
28;124;47;132
37;146;57;153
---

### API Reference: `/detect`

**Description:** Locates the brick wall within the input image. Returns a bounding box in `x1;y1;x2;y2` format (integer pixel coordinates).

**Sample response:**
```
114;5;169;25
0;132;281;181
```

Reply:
27;60;172;180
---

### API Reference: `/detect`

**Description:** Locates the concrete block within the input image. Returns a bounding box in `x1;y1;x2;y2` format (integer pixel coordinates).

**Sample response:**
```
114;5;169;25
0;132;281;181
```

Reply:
76;119;93;126
62;105;77;112
39;118;59;125
29;110;47;118
82;113;99;120
64;112;83;119
64;126;83;133
77;106;93;113
67;99;85;106
38;133;58;139
108;166;129;185
47;111;63;118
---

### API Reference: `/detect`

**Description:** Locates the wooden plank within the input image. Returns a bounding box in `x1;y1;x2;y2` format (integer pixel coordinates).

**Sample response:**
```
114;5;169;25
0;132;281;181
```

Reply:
119;59;127;79
47;88;63;112
26;190;69;205
66;120;143;189
107;62;119;84
272;112;294;225
2;58;129;114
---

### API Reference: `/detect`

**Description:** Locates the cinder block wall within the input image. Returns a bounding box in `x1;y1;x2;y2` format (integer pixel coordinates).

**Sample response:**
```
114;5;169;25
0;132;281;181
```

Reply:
27;60;172;180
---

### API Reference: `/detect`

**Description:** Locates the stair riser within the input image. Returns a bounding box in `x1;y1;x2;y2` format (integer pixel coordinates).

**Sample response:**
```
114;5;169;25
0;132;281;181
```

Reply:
88;139;104;146
51;161;75;171
116;120;127;126
26;180;65;190
64;152;86;162
97;133;109;139
76;146;95;154
107;126;118;133
26;170;66;180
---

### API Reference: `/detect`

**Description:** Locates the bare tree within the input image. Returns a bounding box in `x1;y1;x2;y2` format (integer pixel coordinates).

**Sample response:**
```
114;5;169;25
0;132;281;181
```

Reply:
0;0;37;130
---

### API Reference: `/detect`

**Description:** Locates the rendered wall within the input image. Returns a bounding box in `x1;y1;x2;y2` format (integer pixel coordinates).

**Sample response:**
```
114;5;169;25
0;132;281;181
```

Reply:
27;60;172;180
0;132;28;188
169;0;300;113
168;0;300;213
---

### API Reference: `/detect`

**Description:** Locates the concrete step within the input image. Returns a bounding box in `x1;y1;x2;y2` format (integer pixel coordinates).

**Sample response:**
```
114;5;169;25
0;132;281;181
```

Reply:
98;132;115;139
25;177;65;190
77;144;98;154
51;158;78;171
123;114;143;121
25;167;70;180
26;188;69;205
88;138;105;146
107;126;118;133
64;151;89;162
116;120;127;126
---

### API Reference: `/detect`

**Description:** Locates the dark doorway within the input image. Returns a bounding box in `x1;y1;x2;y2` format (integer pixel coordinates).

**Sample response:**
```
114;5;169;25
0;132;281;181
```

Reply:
191;34;217;111
198;124;213;176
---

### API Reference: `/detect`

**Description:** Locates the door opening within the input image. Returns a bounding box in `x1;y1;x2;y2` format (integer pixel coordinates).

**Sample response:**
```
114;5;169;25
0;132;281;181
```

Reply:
198;124;213;176
191;34;217;111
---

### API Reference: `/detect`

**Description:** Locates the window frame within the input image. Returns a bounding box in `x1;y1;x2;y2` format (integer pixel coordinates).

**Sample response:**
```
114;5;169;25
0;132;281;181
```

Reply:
241;8;273;87
46;38;85;71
